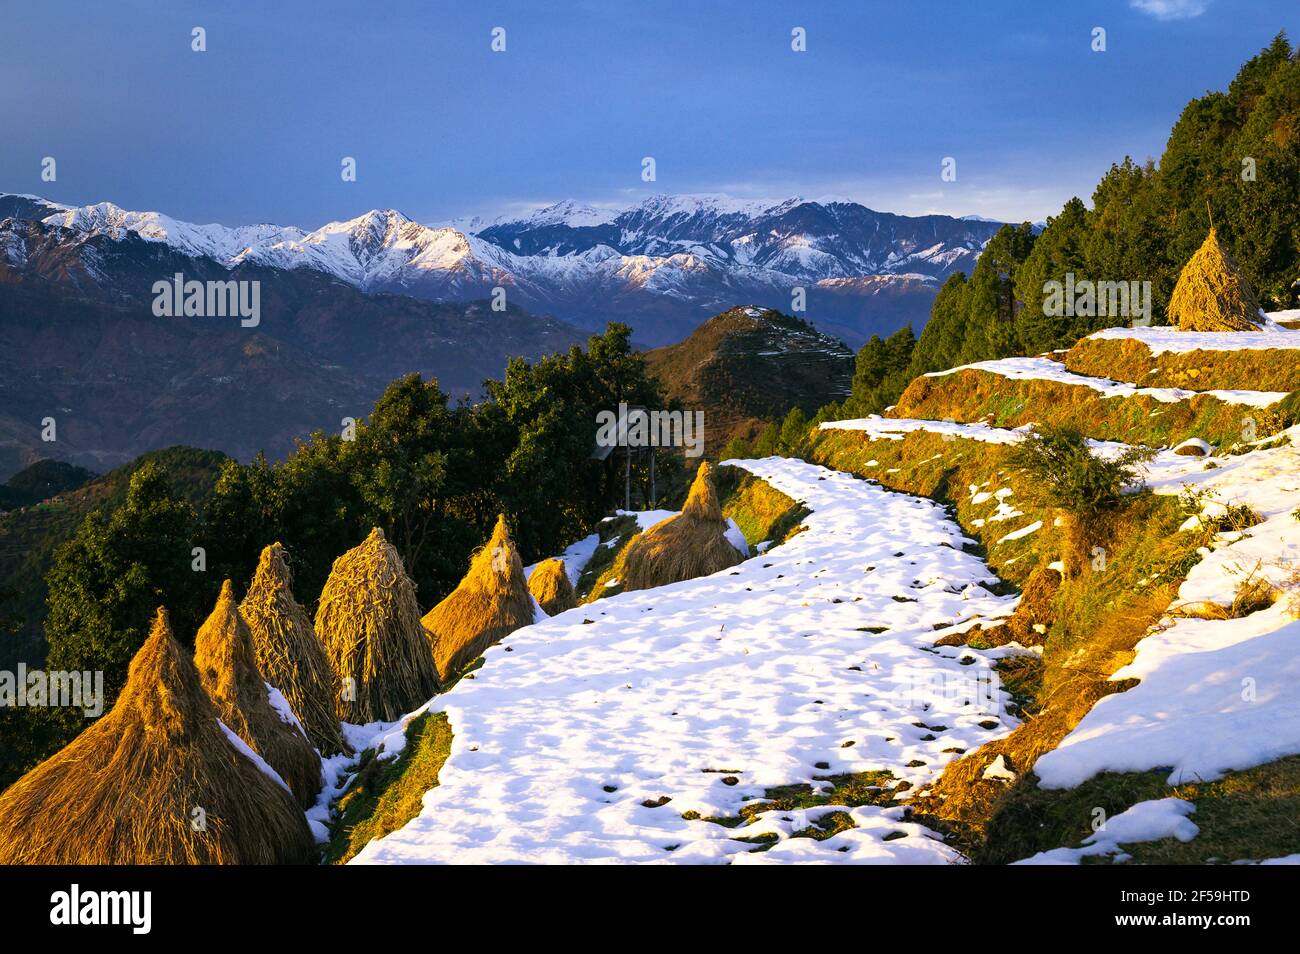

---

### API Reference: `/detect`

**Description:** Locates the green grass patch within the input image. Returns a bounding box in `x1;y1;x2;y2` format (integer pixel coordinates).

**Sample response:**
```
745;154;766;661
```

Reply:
714;465;811;549
322;711;454;865
576;514;639;601
980;755;1300;865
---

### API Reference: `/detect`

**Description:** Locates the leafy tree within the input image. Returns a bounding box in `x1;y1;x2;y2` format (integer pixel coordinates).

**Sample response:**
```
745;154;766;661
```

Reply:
45;463;213;697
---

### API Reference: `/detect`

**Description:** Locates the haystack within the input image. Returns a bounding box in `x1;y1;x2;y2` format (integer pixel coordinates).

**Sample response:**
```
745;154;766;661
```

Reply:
196;580;322;809
528;557;577;616
619;462;744;592
240;543;348;756
316;527;439;723
0;608;315;864
1168;228;1262;331
423;514;535;681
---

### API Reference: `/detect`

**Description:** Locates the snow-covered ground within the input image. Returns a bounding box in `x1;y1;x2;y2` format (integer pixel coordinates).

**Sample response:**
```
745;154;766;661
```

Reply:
347;458;1027;864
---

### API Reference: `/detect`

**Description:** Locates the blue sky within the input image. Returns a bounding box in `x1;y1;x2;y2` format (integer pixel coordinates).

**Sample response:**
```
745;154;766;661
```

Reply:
2;0;1297;227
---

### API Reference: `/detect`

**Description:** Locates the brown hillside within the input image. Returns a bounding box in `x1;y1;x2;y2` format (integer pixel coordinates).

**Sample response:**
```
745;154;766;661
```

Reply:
644;306;853;453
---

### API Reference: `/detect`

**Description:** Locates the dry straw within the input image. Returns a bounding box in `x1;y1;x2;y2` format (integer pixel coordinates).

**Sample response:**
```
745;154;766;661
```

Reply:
527;557;577;617
424;514;535;681
619;462;744;592
1168;228;1262;332
196;580;322;809
316;527;439;723
240;543;348;756
0;608;316;864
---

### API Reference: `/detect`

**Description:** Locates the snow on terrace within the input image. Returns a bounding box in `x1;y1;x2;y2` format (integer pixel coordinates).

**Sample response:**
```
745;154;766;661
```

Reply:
350;457;1023;864
818;415;1203;479
1086;320;1300;355
1034;426;1300;790
924;355;1290;408
821;412;1300;798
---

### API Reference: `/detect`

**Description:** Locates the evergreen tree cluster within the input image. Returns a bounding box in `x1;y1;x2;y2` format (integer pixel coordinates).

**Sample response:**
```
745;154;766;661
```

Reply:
827;34;1300;419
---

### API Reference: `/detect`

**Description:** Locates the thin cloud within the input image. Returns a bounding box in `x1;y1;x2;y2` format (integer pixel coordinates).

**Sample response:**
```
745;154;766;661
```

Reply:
1130;0;1210;21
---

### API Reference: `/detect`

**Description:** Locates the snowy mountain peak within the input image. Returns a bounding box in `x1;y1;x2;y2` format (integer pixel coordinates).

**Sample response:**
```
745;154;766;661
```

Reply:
509;200;619;229
7;190;1006;346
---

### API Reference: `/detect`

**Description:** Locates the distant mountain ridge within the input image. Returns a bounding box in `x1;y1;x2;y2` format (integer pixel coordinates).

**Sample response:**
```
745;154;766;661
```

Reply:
2;192;1004;346
0;212;584;480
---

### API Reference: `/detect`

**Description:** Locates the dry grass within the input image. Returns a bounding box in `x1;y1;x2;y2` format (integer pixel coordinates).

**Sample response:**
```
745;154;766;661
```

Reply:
0;608;316;864
240;543;349;757
424;514;535;682
528;557;577;616
618;462;744;592
1168;228;1263;332
811;428;1051;586
892;366;1273;449
964;566;1062;648
1065;336;1300;392
196;580;322;809
316;528;439;724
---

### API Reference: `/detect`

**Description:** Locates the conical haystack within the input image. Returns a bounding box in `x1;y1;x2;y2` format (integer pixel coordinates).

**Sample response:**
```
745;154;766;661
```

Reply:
196;581;322;809
423;514;535;681
528;557;577;616
1168;228;1262;331
240;543;348;756
619;462;744;592
0;608;315;864
316;528;439;723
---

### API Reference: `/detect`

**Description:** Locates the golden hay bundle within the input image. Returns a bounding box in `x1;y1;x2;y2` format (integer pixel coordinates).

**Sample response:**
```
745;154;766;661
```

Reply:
528;557;577;617
1168;228;1262;332
316;527;439;723
618;462;744;592
240;543;348;756
0;608;315;864
196;580;322;809
423;514;535;681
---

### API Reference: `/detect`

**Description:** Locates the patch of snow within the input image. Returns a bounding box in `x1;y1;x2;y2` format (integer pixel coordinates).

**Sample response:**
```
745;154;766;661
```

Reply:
1014;799;1198;864
266;683;309;741
219;720;291;794
997;520;1042;544
724;517;749;556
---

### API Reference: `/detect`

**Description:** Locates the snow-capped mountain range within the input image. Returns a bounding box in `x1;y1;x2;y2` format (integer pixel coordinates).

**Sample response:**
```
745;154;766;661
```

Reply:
2;192;1003;345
